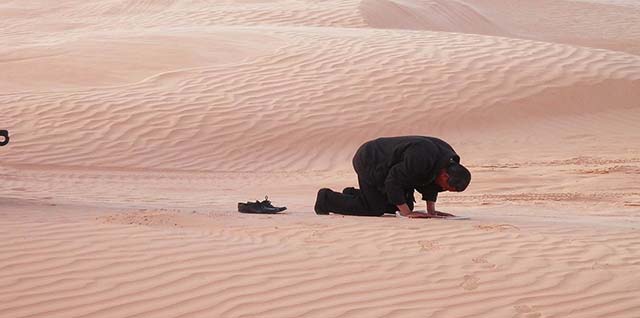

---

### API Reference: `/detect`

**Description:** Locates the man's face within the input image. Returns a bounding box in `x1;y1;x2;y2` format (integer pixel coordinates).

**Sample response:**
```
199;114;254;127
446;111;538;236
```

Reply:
435;169;456;191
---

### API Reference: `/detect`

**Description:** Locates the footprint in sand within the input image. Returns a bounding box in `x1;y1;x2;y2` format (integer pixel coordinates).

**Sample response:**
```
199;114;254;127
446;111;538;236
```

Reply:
514;304;542;318
304;230;322;242
419;240;440;251
472;257;497;268
460;274;479;290
304;230;336;244
474;224;520;232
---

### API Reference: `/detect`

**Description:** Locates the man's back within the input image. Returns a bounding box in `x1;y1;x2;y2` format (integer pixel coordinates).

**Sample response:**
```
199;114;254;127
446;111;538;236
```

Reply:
353;136;459;186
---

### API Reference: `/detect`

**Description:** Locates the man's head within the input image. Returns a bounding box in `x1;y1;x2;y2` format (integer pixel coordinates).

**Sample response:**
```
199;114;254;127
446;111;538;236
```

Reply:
435;162;471;192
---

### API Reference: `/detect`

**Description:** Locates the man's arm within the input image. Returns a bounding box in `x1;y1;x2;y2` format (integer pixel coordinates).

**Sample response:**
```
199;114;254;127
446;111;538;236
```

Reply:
427;201;436;213
385;145;434;208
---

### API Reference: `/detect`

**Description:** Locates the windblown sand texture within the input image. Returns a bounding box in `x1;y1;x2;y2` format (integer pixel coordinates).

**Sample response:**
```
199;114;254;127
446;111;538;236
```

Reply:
1;0;640;317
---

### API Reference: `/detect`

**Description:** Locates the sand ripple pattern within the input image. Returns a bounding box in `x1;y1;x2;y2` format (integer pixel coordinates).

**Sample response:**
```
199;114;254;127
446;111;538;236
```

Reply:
2;1;640;317
0;213;639;318
3;27;640;171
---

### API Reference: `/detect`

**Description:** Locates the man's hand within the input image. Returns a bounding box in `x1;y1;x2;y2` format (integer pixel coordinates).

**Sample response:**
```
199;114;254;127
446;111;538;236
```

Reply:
397;211;446;218
426;210;455;218
397;204;430;218
397;204;449;218
397;203;456;218
409;212;446;218
426;201;456;218
396;203;413;217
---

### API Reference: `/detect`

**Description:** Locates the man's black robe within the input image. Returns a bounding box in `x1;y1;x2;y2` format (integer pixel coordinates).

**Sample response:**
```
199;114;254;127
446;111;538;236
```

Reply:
352;136;460;206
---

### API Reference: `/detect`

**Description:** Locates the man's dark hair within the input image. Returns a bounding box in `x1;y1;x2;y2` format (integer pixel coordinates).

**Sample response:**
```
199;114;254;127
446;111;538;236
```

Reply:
446;162;471;191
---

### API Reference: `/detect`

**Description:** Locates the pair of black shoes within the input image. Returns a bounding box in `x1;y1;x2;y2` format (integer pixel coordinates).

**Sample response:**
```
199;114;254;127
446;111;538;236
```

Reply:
238;196;287;214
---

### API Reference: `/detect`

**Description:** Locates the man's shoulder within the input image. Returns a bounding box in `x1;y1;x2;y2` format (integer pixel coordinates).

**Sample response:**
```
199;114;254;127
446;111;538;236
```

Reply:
371;135;444;145
364;136;456;158
416;136;456;155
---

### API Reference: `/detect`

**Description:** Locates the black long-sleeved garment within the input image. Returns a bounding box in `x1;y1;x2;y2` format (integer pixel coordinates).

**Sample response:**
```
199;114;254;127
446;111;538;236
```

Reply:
352;136;460;206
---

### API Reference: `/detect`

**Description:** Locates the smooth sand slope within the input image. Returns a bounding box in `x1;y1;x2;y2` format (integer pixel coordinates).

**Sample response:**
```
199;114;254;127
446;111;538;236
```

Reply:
1;0;639;317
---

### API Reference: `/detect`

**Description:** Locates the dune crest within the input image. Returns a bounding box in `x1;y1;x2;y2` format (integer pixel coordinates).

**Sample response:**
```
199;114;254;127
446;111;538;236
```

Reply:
360;0;504;35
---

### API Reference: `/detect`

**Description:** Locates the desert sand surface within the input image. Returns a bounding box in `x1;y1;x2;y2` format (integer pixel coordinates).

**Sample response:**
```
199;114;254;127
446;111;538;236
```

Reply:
1;0;640;317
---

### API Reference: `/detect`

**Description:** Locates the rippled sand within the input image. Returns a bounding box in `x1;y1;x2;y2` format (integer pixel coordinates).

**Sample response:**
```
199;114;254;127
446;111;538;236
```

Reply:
1;0;639;317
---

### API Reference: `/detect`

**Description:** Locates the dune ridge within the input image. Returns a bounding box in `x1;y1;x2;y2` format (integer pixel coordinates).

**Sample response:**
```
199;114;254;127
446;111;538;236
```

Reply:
360;0;506;34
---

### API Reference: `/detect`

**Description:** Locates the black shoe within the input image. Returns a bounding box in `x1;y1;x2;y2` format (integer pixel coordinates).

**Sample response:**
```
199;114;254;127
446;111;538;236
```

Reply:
0;130;8;147
342;187;360;196
314;188;331;215
238;196;287;214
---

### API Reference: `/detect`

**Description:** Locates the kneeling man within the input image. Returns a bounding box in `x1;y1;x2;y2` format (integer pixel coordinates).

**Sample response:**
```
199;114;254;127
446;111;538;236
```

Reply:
315;136;471;218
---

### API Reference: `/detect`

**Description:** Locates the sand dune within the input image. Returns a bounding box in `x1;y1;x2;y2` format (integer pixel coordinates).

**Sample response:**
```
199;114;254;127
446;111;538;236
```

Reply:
1;204;639;317
3;28;639;171
1;0;639;317
0;29;284;91
363;0;640;55
466;0;640;54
